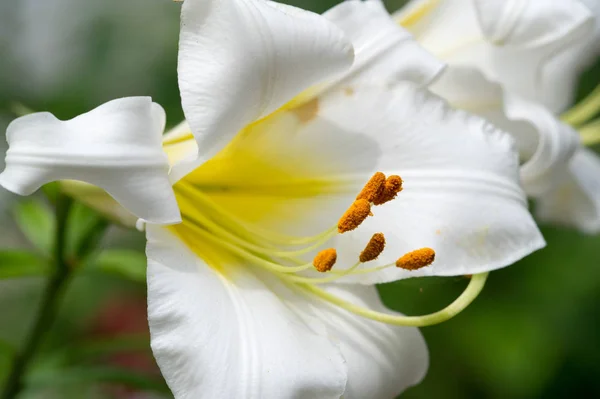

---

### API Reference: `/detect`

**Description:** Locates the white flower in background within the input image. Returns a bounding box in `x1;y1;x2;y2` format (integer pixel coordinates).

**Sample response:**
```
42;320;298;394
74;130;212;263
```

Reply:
395;0;600;233
0;0;545;398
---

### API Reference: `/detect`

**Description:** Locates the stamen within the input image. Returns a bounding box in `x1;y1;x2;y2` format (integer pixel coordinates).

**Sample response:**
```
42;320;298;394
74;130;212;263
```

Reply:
338;199;372;233
396;247;435;270
356;172;386;202
298;273;489;327
359;233;386;262
373;175;403;206
313;249;337;272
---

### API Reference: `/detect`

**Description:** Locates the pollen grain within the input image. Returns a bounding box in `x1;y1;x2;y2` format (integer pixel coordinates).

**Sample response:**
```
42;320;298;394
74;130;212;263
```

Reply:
356;172;386;202
373;175;403;205
359;233;386;263
396;247;435;271
313;248;337;272
338;199;372;233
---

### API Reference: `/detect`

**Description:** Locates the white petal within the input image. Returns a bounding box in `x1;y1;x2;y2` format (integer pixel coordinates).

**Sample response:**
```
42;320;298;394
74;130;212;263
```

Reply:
0;97;180;224
161;121;198;167
505;96;580;196
395;0;483;57
60;180;139;227
323;0;444;88
472;0;594;111
146;226;347;399
474;0;592;46
314;284;428;398
431;66;580;197
538;0;600;113
178;0;354;162
536;148;600;234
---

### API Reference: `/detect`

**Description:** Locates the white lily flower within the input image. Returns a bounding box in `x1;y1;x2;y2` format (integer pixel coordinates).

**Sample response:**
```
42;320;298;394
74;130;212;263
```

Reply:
1;0;545;397
395;0;600;232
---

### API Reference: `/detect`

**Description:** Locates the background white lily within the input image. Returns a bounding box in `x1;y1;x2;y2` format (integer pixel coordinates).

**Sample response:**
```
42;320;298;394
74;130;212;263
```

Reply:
395;0;600;233
0;0;545;398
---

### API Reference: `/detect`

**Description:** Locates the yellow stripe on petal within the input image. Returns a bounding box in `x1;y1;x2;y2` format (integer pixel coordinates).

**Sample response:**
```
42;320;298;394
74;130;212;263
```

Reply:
397;0;440;30
173;112;349;228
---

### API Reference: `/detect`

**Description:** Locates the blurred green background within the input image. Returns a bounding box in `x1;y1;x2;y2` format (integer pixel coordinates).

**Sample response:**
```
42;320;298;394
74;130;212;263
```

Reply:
0;0;599;398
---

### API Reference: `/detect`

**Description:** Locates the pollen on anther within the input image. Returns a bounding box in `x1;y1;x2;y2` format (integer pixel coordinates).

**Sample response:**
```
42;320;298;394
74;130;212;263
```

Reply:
359;233;386;263
396;247;435;271
338;199;372;233
356;172;386;202
373;175;403;206
313;248;337;272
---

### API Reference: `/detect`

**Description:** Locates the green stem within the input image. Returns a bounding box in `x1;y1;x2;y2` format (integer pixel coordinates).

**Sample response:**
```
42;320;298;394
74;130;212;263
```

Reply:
1;195;73;399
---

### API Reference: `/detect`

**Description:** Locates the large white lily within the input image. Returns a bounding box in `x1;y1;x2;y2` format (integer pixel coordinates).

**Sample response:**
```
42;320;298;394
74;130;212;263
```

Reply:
1;0;545;397
395;0;600;233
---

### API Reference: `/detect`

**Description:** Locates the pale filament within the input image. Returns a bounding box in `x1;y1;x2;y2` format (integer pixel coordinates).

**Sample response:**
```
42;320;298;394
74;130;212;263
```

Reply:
177;180;339;246
177;190;336;258
174;172;488;327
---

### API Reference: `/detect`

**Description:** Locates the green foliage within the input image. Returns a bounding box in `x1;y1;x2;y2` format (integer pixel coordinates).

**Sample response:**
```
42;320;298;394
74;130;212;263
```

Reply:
0;251;47;279
21;335;165;397
65;202;108;261
87;250;147;284
57;334;151;363
25;366;170;395
12;200;54;255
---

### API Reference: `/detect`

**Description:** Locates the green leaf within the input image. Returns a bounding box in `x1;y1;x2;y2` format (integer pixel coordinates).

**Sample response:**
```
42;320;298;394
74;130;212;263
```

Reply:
12;200;55;255
0;251;48;279
36;334;151;375
0;339;15;389
41;182;61;205
45;334;151;365
88;250;147;284
0;338;15;359
69;334;151;360
25;366;171;394
65;202;108;260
